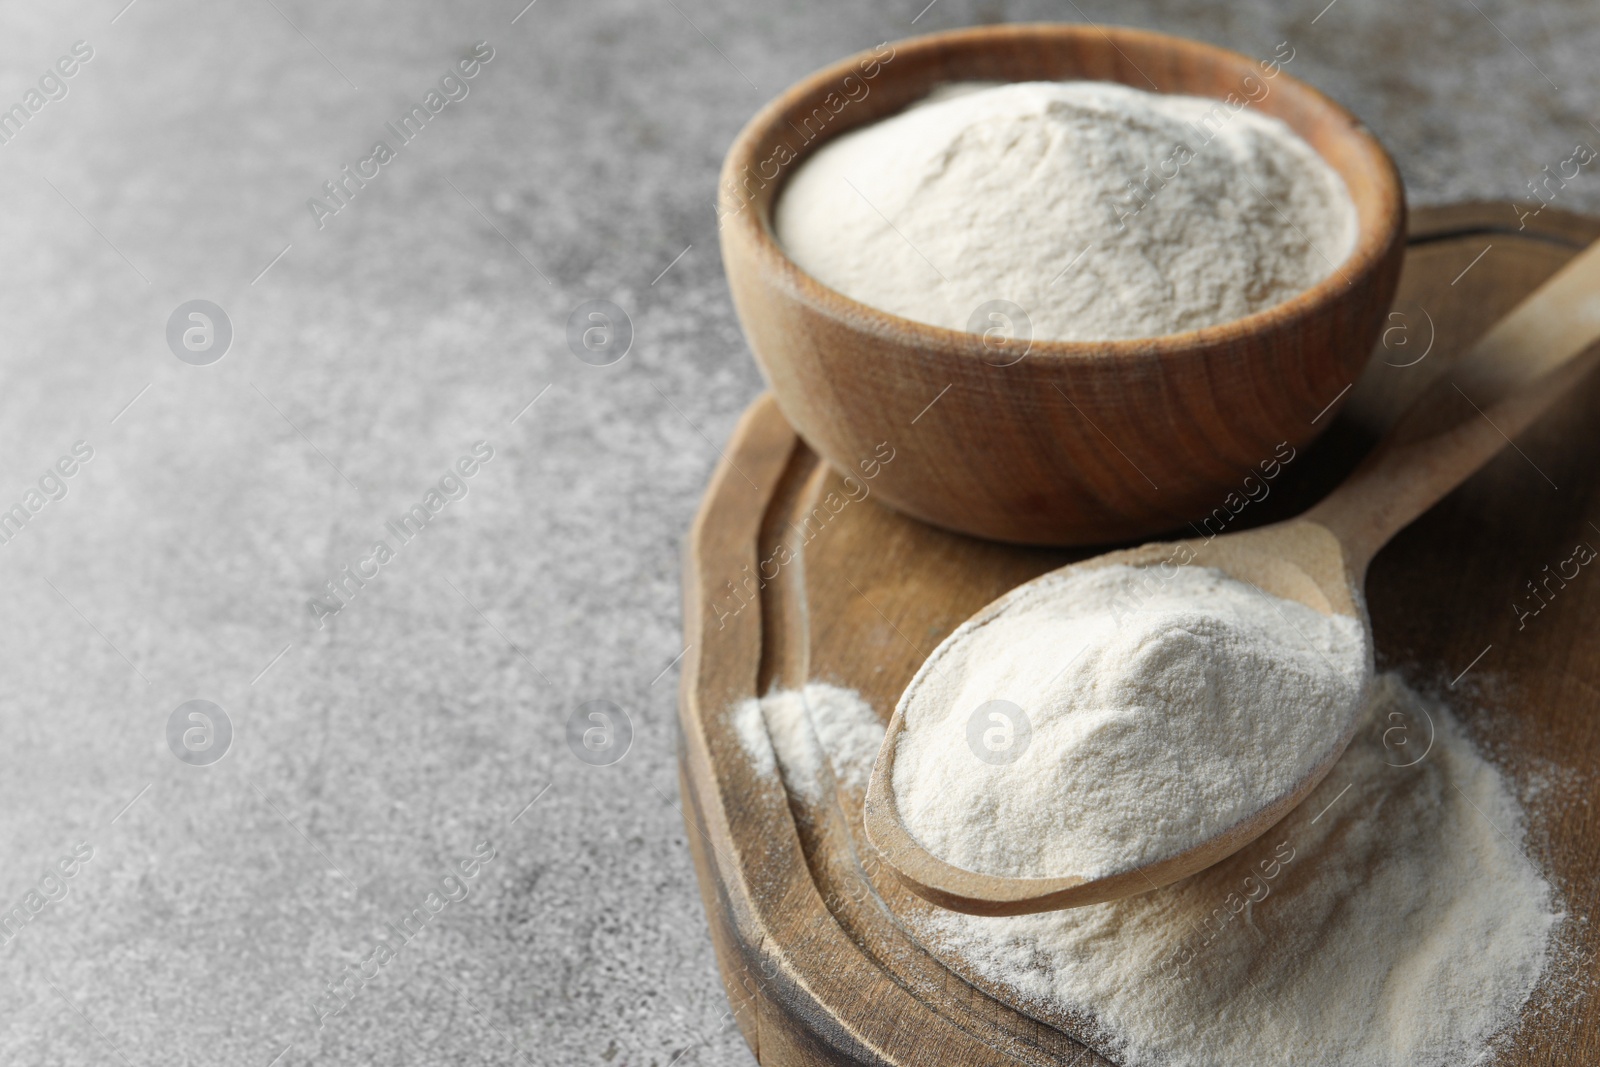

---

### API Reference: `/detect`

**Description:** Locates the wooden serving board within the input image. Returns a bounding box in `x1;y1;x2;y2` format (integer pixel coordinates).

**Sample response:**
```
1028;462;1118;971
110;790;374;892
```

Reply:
677;203;1600;1066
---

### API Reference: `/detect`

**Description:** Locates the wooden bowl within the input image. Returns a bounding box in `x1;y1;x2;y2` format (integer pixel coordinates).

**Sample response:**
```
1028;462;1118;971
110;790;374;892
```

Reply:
717;23;1405;546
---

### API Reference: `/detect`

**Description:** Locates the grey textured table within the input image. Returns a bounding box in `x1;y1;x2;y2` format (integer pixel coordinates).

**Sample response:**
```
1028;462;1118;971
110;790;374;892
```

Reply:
0;1;1593;1065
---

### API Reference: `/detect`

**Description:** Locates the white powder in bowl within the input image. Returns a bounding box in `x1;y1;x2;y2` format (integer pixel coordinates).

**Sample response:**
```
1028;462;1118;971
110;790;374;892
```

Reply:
774;80;1357;341
890;564;1368;879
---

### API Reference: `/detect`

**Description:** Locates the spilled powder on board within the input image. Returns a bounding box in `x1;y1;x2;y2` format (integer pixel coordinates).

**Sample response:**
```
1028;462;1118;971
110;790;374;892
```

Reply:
733;682;887;801
734;674;1563;1066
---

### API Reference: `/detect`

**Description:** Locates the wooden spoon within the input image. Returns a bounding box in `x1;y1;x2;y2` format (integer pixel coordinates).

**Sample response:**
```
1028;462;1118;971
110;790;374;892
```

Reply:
864;237;1600;916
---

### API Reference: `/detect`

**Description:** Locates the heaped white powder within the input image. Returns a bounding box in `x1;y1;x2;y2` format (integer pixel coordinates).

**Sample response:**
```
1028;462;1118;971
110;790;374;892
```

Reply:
891;564;1368;879
734;683;886;801
910;674;1562;1067
742;674;1561;1066
775;80;1357;341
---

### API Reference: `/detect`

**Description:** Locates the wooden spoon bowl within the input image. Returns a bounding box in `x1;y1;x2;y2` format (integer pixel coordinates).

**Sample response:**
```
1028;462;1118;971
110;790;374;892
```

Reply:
718;23;1406;546
864;519;1369;915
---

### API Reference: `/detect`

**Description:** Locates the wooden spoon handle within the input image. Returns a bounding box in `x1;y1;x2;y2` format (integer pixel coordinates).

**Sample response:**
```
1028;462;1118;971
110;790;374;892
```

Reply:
1305;237;1600;570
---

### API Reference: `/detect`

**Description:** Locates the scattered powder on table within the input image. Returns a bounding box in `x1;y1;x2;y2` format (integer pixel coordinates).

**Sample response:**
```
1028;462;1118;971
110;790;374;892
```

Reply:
775;80;1357;341
891;564;1368;879
740;674;1562;1067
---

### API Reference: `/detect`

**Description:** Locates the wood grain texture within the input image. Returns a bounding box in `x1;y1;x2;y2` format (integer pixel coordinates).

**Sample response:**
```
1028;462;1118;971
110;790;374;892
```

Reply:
680;204;1600;1065
718;23;1406;546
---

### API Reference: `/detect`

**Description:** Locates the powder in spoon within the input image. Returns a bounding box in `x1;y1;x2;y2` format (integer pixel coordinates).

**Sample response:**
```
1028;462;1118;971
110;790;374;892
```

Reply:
774;80;1357;341
890;564;1368;879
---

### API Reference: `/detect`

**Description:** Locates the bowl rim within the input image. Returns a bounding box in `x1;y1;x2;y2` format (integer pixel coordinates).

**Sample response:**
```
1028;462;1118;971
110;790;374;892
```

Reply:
719;21;1406;363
